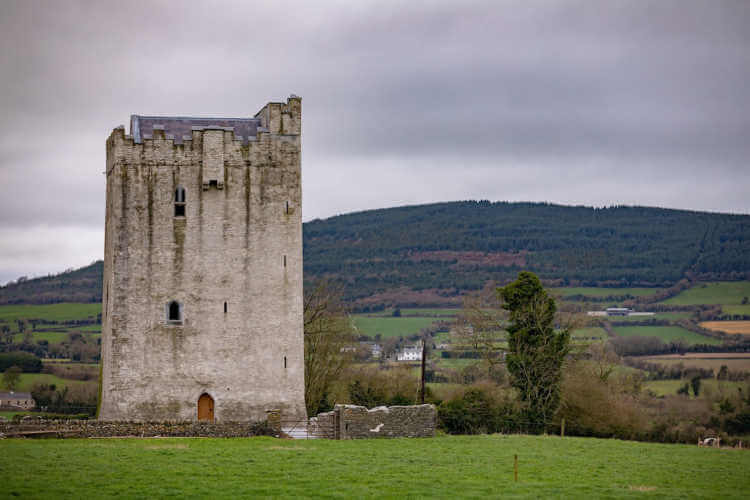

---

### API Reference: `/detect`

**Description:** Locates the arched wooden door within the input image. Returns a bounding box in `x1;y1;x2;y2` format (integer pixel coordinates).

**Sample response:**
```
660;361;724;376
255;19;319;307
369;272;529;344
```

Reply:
197;393;214;422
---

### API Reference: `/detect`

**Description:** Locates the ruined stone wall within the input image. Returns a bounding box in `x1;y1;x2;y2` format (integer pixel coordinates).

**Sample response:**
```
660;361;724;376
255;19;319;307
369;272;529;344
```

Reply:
0;420;274;438
315;404;437;439
100;97;305;422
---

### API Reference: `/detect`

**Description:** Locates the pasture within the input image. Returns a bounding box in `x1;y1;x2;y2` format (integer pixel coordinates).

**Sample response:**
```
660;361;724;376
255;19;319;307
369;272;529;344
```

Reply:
0;302;100;323
637;353;750;373
612;325;722;345
351;316;439;338
722;305;750;316
662;281;750;305
644;378;745;397
12;373;92;392
1;435;748;498
550;287;662;298
700;321;750;335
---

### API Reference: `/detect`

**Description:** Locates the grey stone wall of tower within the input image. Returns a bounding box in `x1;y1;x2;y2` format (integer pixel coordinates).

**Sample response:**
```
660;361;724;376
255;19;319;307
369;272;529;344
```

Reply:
100;96;305;422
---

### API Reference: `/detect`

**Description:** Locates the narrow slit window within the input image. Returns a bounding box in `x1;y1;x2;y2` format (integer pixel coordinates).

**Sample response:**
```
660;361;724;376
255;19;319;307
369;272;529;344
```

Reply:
174;186;186;217
224;302;227;314
283;255;287;267
285;201;289;214
284;356;287;369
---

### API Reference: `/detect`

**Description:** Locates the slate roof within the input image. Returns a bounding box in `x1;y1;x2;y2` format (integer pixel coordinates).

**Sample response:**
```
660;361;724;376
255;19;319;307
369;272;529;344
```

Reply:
130;115;263;145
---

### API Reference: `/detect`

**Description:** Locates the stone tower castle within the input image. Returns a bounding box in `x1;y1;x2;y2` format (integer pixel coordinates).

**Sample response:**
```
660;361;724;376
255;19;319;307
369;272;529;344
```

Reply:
100;96;305;422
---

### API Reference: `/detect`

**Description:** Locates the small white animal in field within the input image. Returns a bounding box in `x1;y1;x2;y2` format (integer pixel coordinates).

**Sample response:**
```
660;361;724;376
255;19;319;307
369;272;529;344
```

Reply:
698;437;720;447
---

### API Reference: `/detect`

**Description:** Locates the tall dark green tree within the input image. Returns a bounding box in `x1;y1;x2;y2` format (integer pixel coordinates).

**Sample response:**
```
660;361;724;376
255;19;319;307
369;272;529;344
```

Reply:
499;271;570;428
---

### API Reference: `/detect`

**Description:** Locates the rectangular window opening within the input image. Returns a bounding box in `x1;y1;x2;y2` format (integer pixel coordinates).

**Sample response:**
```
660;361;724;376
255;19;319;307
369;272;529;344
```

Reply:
283;255;287;267
175;204;185;217
224;302;227;314
284;356;287;369
285;201;289;214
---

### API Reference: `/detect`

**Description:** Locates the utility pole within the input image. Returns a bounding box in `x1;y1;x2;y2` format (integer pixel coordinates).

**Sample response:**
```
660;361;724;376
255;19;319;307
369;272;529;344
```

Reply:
420;338;426;404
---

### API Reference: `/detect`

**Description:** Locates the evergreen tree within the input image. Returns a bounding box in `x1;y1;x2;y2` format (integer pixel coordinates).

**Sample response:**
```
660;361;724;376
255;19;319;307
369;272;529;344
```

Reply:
499;271;570;428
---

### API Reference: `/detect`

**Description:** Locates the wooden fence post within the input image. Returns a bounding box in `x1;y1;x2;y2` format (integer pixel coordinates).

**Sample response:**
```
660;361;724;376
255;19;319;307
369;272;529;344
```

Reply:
561;418;565;438
514;454;518;482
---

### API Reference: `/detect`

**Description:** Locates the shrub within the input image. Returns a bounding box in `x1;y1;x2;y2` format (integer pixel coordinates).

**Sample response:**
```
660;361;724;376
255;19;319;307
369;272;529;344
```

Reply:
0;352;42;373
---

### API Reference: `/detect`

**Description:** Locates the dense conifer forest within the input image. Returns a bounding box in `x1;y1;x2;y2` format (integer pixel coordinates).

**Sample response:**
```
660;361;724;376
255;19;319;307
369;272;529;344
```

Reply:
2;201;749;305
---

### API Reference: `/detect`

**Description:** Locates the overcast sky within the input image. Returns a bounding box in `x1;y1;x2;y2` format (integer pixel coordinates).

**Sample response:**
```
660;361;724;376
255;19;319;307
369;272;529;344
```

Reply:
1;0;749;284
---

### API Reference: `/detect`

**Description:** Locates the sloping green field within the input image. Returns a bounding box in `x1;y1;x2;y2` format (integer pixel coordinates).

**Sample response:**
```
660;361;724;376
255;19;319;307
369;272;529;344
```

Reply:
613;325;722;345
352;316;438;338
551;287;662;298
1;435;748;498
0;303;100;322
663;281;750;305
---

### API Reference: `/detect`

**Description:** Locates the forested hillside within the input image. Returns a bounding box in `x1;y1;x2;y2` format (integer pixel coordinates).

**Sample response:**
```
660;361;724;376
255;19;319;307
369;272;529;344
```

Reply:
2;202;749;305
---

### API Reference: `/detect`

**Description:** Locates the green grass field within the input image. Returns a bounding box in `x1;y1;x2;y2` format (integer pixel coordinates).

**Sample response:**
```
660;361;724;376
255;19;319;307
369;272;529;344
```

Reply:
644;378;745;397
723;304;750;316
12;373;93;392
571;327;607;339
0;302;100;322
638;355;750;373
613;325;722;345
352;316;439;338
400;308;460;317
1;435;748;498
550;287;662;298
611;312;692;322
663;281;750;305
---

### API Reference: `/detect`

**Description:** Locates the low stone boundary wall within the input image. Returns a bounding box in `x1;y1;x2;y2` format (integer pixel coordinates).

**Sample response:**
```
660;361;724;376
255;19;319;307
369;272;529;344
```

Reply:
0;420;274;438
315;404;436;439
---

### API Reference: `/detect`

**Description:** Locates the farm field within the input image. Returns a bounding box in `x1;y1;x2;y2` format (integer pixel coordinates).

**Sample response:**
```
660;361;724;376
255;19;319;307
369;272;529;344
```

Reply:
2;435;749;499
610;312;691;321
400;308;460;317
700;321;750;335
636;353;750;372
662;281;750;306
13;373;93;392
0;302;100;322
352;316;439;338
550;287;662;298
612;325;722;345
571;326;606;339
722;305;750;316
644;378;745;397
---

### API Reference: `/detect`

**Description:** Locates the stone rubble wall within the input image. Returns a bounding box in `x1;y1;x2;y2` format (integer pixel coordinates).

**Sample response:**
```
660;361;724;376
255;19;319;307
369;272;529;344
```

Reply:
0;420;274;438
315;404;437;439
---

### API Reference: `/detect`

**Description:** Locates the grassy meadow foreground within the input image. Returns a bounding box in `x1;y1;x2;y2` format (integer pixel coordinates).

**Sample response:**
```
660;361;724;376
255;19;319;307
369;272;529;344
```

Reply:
2;435;749;498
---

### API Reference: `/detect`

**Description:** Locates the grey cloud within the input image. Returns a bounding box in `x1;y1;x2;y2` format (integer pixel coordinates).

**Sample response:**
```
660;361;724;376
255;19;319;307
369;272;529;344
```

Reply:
0;0;749;282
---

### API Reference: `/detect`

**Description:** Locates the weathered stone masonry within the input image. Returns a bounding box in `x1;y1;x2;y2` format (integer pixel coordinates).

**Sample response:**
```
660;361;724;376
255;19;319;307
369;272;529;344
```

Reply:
312;404;437;439
100;97;305;422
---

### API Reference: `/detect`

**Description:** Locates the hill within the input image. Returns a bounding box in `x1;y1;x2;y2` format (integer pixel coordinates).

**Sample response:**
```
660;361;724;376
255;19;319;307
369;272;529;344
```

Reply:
0;261;102;305
2;201;749;306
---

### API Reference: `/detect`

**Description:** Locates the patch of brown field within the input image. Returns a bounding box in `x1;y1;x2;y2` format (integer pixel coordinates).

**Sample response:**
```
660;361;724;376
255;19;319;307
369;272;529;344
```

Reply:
700;321;750;335
407;250;526;268
356;287;463;308
628;485;657;492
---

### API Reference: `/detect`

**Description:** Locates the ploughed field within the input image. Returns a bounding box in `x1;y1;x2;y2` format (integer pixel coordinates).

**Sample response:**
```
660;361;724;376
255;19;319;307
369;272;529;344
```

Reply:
700;321;750;335
2;435;749;499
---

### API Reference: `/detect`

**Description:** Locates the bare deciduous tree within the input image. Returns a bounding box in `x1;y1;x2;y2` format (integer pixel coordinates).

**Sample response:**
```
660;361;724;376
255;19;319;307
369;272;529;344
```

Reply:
304;280;355;416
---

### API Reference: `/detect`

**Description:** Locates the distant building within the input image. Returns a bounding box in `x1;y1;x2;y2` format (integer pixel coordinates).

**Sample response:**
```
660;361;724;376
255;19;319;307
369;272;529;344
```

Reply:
606;307;632;316
0;391;35;410
396;344;423;362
